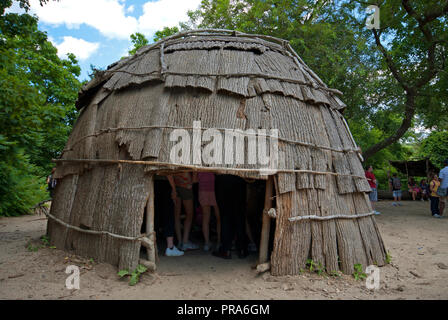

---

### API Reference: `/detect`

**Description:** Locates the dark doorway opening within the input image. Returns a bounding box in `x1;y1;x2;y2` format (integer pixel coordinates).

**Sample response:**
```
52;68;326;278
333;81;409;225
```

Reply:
141;173;276;265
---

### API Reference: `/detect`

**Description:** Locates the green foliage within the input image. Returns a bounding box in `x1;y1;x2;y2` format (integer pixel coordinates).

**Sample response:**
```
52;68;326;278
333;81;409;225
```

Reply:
306;258;325;276
186;0;448;164
128;32;149;56
352;264;367;281
127;26;180;58
385;252;392;264
0;146;48;216
329;270;341;277
153;26;179;42
26;234;53;252
418;131;448;169
118;264;148;286
27;244;39;252
0;5;81;216
306;258;315;272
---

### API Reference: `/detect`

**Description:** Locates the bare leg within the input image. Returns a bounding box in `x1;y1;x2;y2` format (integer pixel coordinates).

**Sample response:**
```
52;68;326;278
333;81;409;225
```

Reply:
174;198;182;243
213;205;221;245
182;199;194;243
167;236;174;248
202;205;211;245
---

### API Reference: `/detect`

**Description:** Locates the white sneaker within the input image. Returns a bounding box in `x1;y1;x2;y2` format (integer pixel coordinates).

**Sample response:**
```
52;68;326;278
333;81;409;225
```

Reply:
203;244;210;252
374;211;381;215
392;202;397;206
181;241;199;251
433;214;441;218
166;246;184;256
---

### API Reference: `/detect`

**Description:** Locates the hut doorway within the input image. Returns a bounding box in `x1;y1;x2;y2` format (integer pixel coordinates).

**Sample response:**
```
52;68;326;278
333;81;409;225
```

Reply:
143;173;276;269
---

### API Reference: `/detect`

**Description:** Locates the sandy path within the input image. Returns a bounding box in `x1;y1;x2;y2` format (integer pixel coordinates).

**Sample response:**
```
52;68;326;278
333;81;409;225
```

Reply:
0;200;447;300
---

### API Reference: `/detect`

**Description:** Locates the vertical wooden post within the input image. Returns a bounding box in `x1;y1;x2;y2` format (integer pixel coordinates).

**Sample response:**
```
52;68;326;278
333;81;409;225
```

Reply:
146;175;156;263
259;175;273;265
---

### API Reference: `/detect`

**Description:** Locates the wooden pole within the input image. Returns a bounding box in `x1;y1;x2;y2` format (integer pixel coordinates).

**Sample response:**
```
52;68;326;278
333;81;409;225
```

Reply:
259;175;274;265
146;175;156;264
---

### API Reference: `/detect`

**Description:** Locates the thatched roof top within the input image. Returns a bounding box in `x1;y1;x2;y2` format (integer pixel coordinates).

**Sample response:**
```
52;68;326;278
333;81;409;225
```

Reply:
77;29;346;110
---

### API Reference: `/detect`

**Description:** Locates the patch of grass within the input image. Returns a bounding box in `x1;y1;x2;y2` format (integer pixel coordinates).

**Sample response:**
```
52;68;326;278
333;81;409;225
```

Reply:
329;270;341;277
118;264;148;286
316;262;324;276
40;235;50;246
27;244;39;252
385;251;392;264
352;264;367;281
27;235;56;252
306;259;325;276
306;259;316;272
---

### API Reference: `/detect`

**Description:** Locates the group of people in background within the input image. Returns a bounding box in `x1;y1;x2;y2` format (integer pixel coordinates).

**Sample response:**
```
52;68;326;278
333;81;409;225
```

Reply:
365;159;448;219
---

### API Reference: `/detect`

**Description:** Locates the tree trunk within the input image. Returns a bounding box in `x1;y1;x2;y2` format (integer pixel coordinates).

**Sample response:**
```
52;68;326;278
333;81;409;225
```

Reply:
362;93;416;161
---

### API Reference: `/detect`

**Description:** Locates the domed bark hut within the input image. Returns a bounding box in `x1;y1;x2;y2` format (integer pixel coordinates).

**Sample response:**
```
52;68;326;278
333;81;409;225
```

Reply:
48;29;387;275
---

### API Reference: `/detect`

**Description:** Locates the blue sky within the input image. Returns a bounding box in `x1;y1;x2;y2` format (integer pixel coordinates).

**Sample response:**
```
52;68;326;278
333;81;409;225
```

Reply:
8;0;202;80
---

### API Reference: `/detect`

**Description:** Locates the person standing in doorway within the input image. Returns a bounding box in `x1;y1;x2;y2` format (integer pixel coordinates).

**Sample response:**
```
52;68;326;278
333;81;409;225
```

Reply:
429;174;441;218
213;174;248;259
168;172;199;251
194;172;221;251
365;166;380;215
438;159;448;217
155;175;184;256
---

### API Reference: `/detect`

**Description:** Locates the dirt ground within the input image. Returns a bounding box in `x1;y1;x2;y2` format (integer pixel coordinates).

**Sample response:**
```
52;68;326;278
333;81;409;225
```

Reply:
0;200;447;300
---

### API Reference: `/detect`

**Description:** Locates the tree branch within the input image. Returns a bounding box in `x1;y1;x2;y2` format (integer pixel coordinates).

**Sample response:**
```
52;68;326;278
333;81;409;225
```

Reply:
372;29;412;92
363;94;416;160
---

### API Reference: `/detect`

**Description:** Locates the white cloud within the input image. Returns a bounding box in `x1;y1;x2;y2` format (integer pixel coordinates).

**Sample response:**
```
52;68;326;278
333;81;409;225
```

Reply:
19;0;201;40
127;5;135;13
138;0;201;34
28;0;138;39
52;36;100;60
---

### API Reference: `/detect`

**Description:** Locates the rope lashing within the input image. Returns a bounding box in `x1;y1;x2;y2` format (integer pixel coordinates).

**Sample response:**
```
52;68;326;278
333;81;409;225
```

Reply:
44;210;154;246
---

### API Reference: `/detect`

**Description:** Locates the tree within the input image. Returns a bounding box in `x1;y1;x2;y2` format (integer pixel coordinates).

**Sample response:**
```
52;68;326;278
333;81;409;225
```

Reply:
186;0;448;162
0;4;81;215
153;26;179;42
418;131;448;168
341;0;448;160
127;27;180;57
128;32;149;55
